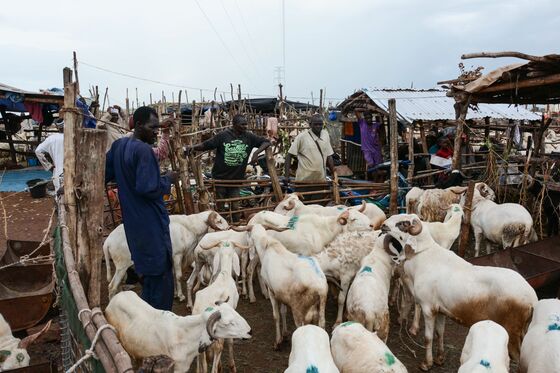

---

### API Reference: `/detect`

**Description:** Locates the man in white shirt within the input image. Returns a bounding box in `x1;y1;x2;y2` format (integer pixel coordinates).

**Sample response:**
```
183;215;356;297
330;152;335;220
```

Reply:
35;121;64;192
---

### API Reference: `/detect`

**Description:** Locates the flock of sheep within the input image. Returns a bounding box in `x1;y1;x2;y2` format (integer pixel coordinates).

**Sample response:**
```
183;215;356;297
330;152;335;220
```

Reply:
96;184;560;373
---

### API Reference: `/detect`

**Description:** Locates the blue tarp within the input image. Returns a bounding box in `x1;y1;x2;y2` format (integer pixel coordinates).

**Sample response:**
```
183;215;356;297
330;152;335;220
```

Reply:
0;168;52;192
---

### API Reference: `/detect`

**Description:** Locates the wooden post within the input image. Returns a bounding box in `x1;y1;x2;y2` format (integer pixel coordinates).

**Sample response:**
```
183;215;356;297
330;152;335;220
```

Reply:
389;99;398;215
76;129;107;306
332;172;340;205
62;68;79;258
319;88;324;112
171;91;195;214
73;51;79;92
265;147;283;203
407;122;415;182
452;94;472;170
418;121;432;184
458;180;475;258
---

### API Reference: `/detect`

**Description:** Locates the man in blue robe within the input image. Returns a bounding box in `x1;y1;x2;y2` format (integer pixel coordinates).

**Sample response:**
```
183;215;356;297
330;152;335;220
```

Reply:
105;106;177;310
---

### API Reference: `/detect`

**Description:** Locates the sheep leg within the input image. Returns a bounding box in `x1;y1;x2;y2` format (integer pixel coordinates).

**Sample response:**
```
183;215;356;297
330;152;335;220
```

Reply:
258;267;269;300
474;230;483;257
186;261;201;310
420;309;436;371
280;303;289;338
240;251;248;296
269;293;283;350
410;304;422;336
108;265;128;299
434;314;446;365
172;254;185;301
247;256;258;303
334;278;349;326
486;240;494;255
210;340;223;373
197;351;208;373
226;338;236;373
318;293;327;329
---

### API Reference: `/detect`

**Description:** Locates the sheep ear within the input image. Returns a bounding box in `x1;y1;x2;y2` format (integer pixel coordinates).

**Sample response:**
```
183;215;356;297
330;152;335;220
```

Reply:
232;253;240;278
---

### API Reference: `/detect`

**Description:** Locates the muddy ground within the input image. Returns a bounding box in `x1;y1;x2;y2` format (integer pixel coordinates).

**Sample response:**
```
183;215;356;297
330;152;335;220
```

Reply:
3;190;557;372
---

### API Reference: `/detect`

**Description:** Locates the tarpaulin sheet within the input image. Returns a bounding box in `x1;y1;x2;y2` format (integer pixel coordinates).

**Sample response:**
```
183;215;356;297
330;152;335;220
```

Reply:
0;167;52;192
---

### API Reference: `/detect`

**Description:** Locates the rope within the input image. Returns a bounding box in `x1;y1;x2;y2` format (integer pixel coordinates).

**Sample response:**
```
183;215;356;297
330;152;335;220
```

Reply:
65;323;117;373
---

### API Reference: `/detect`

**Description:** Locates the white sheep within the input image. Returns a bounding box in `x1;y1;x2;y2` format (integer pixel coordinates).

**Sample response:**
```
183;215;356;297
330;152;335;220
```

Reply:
284;325;339;373
186;230;250;310
315;230;379;326
405;186;424;214
466;188;534;256
519;298;560;373
249;224;328;349
424;203;464;250
345;235;394;342
330;321;407;373
105;291;251;373
416;183;495;222
193;240;246;373
458;320;510;373
0;315;50;371
380;214;537;370
103;211;229;300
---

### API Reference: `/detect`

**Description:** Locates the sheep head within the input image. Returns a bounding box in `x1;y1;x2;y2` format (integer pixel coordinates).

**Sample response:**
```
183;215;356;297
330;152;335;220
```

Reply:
206;211;229;231
380;214;427;263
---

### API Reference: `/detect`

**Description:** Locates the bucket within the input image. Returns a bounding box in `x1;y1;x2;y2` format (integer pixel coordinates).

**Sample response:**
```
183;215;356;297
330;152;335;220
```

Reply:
26;179;47;198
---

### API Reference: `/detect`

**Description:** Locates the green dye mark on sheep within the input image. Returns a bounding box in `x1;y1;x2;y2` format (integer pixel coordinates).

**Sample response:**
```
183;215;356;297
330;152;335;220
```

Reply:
479;360;491;368
287;216;299;230
360;266;372;274
453;206;460;212
548;323;560;331
205;307;214;313
224;242;230;247
384;352;395;366
340;321;357;327
337;207;345;211
306;365;319;373
16;353;24;363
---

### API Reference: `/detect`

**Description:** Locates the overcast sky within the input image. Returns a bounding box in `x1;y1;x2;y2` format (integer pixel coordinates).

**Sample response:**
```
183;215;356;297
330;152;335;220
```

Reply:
1;0;558;107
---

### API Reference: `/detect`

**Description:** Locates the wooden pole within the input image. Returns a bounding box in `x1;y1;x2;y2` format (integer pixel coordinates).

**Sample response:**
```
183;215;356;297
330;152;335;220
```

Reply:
407;122;415;182
332;172;341;205
265;147;283;203
171;91;195;214
150;93;153;106
389;98;398;215
458;180;475;258
319;89;324;112
62;68;79;258
101;87;108;113
73;51;79;93
452;95;472;170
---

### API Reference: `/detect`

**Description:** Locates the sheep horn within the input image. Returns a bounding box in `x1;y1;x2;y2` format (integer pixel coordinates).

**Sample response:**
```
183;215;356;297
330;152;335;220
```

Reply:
199;240;222;250
294;192;305;200
262;224;289;232
231;225;250;232
383;234;394;256
358;200;367;213
283;199;296;211
409;218;423;236
326;275;343;291
19;320;52;349
206;311;222;340
232;242;251;250
449;186;468;194
337;210;349;226
207;211;226;231
215;296;230;306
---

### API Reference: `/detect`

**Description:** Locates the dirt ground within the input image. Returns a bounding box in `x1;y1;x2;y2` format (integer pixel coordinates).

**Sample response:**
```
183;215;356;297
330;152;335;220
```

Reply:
0;192;60;368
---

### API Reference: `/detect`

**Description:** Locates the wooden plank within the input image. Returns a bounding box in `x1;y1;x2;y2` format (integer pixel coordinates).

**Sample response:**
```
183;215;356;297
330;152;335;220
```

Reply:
458;180;475;258
265;147;283;202
389;98;398;215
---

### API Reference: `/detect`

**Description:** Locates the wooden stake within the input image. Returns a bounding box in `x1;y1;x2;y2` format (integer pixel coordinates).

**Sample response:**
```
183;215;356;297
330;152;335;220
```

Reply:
407;122;415;182
101;87;108;113
150;93;153;106
418;121;432;184
73;51;80;93
458;180;475;258
319;89;324;112
389;98;398;215
332;172;340;205
265;148;283;203
136;88;139;108
452;95;472;170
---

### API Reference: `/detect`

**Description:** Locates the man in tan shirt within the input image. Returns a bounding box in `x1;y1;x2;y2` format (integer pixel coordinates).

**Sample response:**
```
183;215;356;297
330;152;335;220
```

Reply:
285;114;335;182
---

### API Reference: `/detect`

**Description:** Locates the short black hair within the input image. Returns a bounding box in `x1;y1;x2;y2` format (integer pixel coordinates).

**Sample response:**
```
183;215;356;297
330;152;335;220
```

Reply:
309;114;323;124
232;114;247;125
133;106;158;127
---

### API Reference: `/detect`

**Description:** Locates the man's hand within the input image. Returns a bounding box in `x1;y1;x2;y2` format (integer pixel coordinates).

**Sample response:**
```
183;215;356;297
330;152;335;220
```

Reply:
249;154;259;165
164;170;179;184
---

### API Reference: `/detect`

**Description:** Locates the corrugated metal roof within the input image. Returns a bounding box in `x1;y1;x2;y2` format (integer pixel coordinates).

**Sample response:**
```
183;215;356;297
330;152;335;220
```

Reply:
362;88;540;122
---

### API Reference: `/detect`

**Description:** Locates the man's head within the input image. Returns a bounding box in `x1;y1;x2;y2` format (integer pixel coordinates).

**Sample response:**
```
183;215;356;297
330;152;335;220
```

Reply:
309;114;323;136
133;106;159;145
364;111;373;124
108;107;119;123
232;114;248;135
